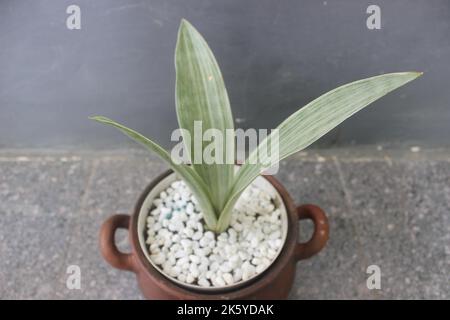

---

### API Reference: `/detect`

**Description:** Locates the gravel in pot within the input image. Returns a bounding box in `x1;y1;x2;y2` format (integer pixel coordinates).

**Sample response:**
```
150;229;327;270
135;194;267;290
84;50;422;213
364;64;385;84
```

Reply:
138;172;288;291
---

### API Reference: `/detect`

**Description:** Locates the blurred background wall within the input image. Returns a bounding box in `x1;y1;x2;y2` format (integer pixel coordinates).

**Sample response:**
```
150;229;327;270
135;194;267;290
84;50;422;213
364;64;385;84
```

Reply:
0;0;449;149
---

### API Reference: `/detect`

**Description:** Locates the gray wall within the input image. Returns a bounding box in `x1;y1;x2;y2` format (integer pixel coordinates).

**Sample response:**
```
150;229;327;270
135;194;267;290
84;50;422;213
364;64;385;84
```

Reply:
0;0;449;149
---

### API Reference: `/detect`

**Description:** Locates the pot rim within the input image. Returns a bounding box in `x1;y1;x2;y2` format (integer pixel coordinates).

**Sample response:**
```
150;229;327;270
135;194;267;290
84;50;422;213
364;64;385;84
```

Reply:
136;171;289;292
129;169;300;298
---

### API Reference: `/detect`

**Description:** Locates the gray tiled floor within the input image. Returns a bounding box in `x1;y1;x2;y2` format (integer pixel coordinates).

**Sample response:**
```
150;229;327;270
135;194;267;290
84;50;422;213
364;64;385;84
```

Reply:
0;148;448;299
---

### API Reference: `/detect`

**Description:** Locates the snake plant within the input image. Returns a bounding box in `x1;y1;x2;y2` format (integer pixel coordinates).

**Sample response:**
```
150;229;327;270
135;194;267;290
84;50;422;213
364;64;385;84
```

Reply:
91;19;421;233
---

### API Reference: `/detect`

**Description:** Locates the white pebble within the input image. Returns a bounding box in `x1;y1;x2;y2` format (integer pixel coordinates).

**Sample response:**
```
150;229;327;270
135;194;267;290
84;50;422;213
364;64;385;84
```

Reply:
186;204;194;215
242;268;255;281
162;263;172;275
181;262;190;270
256;264;266;273
238;251;249;261
150;243;160;254
219;262;232;273
189;255;200;264
160;207;171;216
177;256;188;265
210;261;219;272
147;179;283;288
198;278;210;287
151;253;165;265
183;228;194;238
269;230;281;240
180;239;192;248
153;222;161;231
222;273;234;285
198;262;208;273
171;221;184;232
162;261;172;271
229;254;240;267
199;236;209;247
175;232;183;240
192;231;203;241
167;255;176;265
267;248;277;259
250;237;259;248
204;231;215;239
194;248;206;257
214;275;226;287
174;250;187;259
218;233;228;242
186;220;197;229
151;208;160;216
186;274;195;284
233;223;243;232
233;269;243;282
189;264;200;278
170;266;180;277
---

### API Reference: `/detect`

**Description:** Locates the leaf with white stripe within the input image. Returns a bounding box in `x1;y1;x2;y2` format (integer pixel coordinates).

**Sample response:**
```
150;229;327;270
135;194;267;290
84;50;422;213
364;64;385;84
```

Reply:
216;72;422;232
175;19;235;212
89;116;218;229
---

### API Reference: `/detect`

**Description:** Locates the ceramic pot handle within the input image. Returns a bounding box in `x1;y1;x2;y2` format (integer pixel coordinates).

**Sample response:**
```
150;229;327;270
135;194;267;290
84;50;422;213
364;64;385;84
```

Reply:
295;204;329;260
99;214;135;272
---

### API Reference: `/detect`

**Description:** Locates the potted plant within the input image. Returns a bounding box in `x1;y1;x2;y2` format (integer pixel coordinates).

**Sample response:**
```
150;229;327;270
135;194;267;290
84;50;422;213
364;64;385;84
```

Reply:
92;19;421;299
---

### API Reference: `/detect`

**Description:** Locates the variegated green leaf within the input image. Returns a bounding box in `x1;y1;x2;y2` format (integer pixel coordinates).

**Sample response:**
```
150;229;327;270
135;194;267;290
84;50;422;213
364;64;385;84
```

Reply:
175;19;235;212
216;72;422;232
89;116;218;229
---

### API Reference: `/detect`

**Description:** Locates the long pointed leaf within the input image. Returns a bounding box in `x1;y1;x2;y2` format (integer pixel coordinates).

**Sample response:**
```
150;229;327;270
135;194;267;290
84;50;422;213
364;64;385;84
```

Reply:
216;72;422;232
175;19;235;212
89;116;217;229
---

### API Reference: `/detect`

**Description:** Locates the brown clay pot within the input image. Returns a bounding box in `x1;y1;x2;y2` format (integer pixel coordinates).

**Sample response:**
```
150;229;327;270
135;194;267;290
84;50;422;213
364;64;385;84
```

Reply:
100;170;329;299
